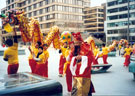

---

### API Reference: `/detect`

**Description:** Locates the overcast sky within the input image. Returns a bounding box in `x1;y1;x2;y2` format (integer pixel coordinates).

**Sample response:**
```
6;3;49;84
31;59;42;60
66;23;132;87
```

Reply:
0;0;107;26
91;0;106;6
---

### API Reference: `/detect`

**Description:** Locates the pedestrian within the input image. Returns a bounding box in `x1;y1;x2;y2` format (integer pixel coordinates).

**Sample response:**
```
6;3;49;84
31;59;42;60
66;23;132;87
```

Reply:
93;46;100;65
118;44;122;56
123;44;132;67
102;43;109;64
3;27;19;74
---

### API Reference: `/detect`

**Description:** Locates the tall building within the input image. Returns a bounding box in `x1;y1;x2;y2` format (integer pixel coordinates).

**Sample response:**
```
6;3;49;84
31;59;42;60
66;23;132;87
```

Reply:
84;5;106;41
0;27;2;45
106;0;135;43
1;0;90;41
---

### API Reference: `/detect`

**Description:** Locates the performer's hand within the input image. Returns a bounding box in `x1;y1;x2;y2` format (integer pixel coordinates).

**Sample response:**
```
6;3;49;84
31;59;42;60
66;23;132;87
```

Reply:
76;55;82;60
28;46;33;54
13;26;17;36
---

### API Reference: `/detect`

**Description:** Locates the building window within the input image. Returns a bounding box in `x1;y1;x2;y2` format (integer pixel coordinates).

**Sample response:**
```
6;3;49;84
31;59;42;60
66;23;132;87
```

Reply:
28;0;31;4
33;4;37;8
23;8;27;12
39;1;43;6
8;0;10;4
129;4;135;10
45;0;49;4
130;28;135;33
39;17;43;22
23;1;26;5
107;8;118;13
29;12;32;17
28;6;31;10
34;11;37;16
40;24;43;29
39;9;43;14
8;6;10;10
107;20;135;27
45;7;49;12
12;4;14;8
119;6;128;11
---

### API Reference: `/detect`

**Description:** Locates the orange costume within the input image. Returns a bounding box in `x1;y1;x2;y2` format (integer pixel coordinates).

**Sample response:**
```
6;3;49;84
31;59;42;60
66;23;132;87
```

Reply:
124;47;132;67
102;47;109;64
59;46;67;75
3;43;19;74
93;48;100;65
28;46;38;73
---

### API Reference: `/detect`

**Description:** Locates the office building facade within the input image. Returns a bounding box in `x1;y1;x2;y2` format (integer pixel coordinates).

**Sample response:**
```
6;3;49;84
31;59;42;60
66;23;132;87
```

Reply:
106;0;135;43
84;5;106;41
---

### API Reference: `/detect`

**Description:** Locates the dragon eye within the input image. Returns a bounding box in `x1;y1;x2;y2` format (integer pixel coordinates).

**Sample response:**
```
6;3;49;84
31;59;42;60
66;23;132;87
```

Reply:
68;36;71;38
63;36;66;39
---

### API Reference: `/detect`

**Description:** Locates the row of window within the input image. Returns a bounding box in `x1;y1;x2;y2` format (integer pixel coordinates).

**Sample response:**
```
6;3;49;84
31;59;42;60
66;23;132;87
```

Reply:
107;0;135;7
8;4;15;10
86;29;104;32
84;19;104;23
7;0;14;4
27;0;85;6
84;9;104;14
107;20;135;27
23;5;83;15
108;36;135;41
56;22;83;28
40;22;83;29
28;13;83;21
84;14;104;18
107;4;135;13
86;24;104;28
107;12;135;20
107;28;135;34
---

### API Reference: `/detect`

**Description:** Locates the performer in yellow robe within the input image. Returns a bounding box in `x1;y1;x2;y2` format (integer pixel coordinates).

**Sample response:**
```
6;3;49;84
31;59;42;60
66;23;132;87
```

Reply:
32;46;47;77
102;44;109;64
123;44;132;67
43;44;49;78
58;42;68;77
63;41;74;92
93;46;100;65
3;27;19;74
28;41;41;73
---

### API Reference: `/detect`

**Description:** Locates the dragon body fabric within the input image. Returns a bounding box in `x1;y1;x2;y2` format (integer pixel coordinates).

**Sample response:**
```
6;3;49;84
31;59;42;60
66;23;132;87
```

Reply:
0;10;61;50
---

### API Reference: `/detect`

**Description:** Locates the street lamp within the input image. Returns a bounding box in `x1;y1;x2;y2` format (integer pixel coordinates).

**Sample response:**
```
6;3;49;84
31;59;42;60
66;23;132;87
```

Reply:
127;0;130;41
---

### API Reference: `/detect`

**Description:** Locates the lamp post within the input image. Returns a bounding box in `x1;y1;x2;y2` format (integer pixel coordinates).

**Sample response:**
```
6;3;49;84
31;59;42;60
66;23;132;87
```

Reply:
127;0;130;41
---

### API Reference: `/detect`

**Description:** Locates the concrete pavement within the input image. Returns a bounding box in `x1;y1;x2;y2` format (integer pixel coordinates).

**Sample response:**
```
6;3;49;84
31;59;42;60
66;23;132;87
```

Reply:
0;48;135;96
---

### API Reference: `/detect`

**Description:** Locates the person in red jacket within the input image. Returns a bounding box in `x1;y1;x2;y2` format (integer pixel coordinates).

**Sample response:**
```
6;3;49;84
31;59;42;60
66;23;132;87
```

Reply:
68;32;95;96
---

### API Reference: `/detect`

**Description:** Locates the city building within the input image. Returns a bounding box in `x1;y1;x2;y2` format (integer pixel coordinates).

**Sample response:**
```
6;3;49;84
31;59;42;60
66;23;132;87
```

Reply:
106;0;135;43
84;5;106;41
0;27;2;44
1;0;90;41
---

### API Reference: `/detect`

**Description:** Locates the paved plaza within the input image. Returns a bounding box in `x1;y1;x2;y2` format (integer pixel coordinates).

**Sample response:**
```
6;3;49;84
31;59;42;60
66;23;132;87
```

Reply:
0;48;135;96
